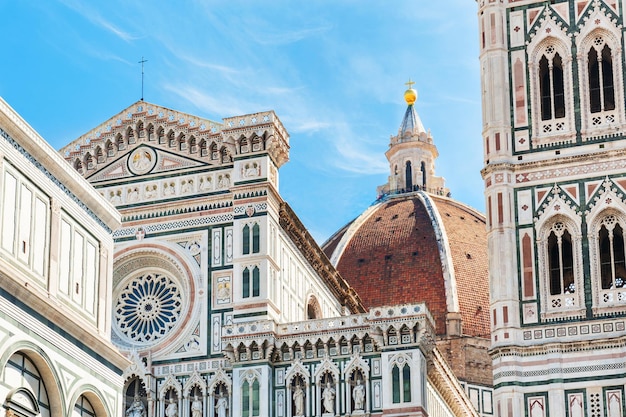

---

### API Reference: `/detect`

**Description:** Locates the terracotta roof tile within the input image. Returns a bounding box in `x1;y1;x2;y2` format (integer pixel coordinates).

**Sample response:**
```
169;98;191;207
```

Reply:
323;193;490;338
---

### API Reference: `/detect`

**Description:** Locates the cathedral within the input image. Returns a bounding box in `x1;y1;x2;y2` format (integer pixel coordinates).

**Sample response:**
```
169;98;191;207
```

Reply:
54;82;485;417
1;0;626;416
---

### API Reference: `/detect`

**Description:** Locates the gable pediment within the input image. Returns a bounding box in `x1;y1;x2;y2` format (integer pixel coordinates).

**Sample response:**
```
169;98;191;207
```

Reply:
87;145;212;183
61;100;290;185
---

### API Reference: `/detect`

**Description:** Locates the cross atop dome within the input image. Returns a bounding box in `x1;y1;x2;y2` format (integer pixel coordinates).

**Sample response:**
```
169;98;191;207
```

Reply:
404;79;418;105
399;80;424;136
377;81;448;198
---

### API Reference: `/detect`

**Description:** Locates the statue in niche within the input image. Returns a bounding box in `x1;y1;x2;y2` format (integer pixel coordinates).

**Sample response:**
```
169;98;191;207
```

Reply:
125;396;146;417
293;384;304;416
216;393;228;417
165;398;178;417
322;381;335;414
191;395;202;417
353;379;365;411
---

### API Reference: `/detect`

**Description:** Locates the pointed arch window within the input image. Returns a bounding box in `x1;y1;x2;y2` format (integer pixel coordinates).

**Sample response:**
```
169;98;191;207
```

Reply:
242;379;260;417
599;215;626;290
539;47;565;120
392;362;411;404
242;266;260;298
588;38;615;113
243;223;260;255
157;128;165;144
548;222;575;295
252;266;260;297
243;225;250;255
252;224;260;253
243;267;250;298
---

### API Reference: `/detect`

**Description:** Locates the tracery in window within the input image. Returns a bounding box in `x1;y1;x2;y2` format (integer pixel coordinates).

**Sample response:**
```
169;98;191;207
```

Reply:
548;222;575;296
588;37;615;113
539;46;565;120
599;215;626;290
114;273;182;345
3;352;51;417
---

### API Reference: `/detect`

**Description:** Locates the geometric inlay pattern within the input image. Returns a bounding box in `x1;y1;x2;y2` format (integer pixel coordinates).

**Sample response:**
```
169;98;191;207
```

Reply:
115;274;182;344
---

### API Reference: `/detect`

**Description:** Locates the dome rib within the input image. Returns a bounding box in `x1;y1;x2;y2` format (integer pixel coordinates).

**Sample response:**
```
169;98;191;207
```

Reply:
322;191;489;337
417;192;461;314
327;203;381;267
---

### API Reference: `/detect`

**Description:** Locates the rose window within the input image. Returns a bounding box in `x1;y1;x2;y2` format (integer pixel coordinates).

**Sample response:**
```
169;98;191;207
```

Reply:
115;273;182;344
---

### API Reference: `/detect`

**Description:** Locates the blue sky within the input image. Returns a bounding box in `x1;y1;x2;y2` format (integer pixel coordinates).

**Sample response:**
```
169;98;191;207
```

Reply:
0;1;483;243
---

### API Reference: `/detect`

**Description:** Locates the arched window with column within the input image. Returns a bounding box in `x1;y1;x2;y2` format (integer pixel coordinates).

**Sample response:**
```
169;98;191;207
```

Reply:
588;210;626;312
528;38;574;144
588;38;615;113
537;213;584;318
539;49;565;120
577;29;625;134
548;222;575;296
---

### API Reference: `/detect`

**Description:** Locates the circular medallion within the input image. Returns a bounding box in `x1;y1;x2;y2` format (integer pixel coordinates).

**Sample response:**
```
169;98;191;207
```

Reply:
115;273;182;345
128;147;156;175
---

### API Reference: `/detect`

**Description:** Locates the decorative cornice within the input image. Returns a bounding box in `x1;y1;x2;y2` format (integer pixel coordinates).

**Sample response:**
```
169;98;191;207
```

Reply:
428;348;480;417
278;202;365;314
482;148;626;182
489;332;626;359
222;303;436;364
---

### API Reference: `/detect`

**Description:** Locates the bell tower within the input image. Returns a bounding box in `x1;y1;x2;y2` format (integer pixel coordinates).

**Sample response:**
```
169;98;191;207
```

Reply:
477;0;626;416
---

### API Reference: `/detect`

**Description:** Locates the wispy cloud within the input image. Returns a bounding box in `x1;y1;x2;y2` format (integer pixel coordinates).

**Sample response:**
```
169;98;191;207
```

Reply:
248;25;333;46
289;120;333;134
167;51;242;76
59;0;138;42
325;124;388;175
162;83;246;119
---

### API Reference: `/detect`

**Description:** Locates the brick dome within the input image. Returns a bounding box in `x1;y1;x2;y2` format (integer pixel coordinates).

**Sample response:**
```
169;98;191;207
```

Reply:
323;191;490;338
